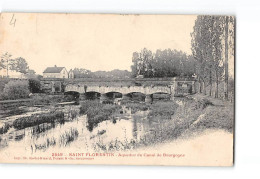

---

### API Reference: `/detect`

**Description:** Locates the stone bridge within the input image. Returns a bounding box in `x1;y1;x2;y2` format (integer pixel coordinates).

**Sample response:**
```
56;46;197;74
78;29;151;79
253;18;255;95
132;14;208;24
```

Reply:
65;84;175;103
40;77;196;103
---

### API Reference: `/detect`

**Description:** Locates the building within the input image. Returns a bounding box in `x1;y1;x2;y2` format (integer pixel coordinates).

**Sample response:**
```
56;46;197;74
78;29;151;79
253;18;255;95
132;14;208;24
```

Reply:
0;69;26;79
43;65;68;78
68;69;74;79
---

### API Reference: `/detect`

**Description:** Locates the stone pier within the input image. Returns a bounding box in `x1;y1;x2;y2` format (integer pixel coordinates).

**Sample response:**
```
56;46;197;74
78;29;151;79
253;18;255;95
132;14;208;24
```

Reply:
100;93;109;103
145;94;153;103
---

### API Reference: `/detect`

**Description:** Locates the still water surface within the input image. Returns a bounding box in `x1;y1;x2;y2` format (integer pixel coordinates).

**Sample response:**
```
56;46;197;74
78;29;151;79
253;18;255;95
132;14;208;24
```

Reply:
0;106;165;153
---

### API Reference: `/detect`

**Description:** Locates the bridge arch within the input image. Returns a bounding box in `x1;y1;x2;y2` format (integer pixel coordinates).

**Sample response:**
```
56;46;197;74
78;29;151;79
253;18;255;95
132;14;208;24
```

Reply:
85;91;101;100
105;91;123;98
64;91;80;101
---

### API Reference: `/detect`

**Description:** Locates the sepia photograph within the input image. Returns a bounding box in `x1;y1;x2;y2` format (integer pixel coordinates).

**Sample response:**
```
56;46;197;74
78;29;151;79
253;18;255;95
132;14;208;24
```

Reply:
0;13;234;166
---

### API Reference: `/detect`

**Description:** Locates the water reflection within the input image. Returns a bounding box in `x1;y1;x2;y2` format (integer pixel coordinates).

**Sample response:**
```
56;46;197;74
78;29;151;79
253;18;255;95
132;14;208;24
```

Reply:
0;105;169;153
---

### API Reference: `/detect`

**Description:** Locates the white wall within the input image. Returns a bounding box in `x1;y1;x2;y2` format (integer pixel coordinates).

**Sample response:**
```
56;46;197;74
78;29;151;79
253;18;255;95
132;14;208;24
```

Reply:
43;68;68;78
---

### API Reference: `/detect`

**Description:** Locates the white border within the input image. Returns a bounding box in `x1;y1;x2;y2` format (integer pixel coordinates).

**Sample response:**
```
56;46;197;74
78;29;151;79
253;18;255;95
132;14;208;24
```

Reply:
1;0;260;179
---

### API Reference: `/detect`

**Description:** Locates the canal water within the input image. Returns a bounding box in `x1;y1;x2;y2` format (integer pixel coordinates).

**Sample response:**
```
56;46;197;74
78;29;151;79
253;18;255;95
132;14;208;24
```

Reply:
0;105;166;154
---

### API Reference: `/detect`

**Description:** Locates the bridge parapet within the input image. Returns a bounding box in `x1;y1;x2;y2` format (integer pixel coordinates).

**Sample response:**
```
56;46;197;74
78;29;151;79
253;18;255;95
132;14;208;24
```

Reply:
85;85;171;95
65;85;172;95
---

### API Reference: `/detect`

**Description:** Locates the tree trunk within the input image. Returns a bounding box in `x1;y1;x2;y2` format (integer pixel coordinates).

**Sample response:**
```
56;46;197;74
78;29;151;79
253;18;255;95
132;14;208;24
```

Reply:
209;70;212;96
202;81;206;95
198;77;202;93
215;70;219;98
224;16;229;100
6;59;9;77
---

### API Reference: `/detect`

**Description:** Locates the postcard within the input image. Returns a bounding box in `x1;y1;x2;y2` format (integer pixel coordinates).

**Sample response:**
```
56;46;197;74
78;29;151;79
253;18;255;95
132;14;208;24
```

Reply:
0;13;234;166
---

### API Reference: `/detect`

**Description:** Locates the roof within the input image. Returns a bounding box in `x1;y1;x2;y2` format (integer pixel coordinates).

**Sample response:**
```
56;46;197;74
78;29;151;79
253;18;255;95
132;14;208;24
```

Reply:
43;67;66;73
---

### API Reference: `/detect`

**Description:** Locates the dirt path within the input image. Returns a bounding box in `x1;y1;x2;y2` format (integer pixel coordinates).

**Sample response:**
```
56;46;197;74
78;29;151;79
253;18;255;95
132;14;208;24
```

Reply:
126;129;234;166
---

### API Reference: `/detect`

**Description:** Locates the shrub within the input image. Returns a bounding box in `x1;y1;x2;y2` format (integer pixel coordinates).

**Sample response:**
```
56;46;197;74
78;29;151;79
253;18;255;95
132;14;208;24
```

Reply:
149;101;178;118
3;80;30;100
28;78;41;93
13;111;65;130
123;102;149;114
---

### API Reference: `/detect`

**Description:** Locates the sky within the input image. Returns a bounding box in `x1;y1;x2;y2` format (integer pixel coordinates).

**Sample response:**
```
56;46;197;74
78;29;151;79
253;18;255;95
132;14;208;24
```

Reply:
0;13;199;74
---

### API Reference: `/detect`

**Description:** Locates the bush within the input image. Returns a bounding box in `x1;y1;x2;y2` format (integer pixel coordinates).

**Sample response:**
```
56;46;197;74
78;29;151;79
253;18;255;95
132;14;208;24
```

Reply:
28;78;41;93
13;111;65;130
123;102;149;114
3;80;30;100
149;101;178;118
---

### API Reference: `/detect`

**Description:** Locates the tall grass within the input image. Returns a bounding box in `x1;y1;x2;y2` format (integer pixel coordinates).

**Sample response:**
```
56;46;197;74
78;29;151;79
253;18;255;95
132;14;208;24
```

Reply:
59;128;79;146
31;123;55;135
194;105;233;132
34;137;56;151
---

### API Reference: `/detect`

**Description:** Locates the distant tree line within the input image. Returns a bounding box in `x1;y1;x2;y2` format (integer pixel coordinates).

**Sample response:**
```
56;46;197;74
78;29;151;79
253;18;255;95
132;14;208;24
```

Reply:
131;48;196;78
72;68;132;79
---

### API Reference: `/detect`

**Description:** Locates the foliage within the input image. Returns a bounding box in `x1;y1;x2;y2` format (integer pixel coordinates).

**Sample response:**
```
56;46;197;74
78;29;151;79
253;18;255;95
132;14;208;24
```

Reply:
195;105;233;132
30;94;64;105
0;123;10;134
191;15;235;98
34;137;56;151
72;68;92;78
148;101;178;118
3;80;30;100
80;100;121;131
28;78;41;93
9;57;29;74
131;48;195;78
123;102;149;114
0;52;12;71
72;68;132;79
13;111;65;130
194;98;213;110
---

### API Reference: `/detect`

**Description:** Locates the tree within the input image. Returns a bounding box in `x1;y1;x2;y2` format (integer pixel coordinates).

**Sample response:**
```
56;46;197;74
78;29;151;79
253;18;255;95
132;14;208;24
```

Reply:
191;16;226;97
131;48;194;78
0;52;12;77
73;68;91;78
9;57;29;74
224;16;235;100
